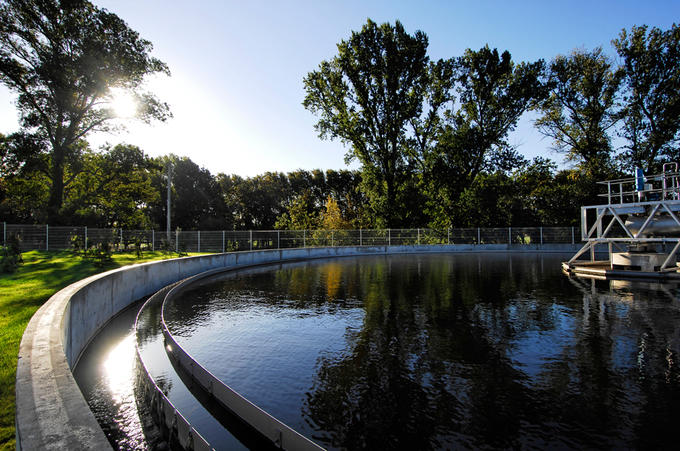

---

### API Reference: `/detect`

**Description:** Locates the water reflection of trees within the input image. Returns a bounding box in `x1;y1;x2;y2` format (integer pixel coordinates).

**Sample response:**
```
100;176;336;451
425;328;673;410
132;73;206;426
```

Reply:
161;255;680;449
303;255;680;450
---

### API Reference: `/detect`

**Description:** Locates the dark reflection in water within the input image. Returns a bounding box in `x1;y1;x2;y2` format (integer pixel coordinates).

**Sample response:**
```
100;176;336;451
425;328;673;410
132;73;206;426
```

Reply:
164;253;680;450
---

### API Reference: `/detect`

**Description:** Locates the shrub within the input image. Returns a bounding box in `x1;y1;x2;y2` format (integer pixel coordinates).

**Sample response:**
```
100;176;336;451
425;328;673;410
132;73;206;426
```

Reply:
0;234;23;273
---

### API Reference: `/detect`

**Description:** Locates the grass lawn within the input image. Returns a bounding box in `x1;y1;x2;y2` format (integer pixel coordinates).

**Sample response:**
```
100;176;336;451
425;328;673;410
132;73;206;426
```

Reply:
0;250;203;450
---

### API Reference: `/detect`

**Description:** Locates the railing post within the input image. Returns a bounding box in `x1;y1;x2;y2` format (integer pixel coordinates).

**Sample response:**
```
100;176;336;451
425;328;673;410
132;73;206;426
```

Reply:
388;228;391;246
120;228;123;251
360;229;363;246
447;228;450;245
331;230;334;247
303;230;306;248
3;222;5;246
571;226;575;245
222;230;225;253
540;227;543;245
477;227;480;245
417;228;420;245
46;224;49;251
84;226;88;249
198;230;201;253
277;230;280;249
175;228;178;253
250;230;253;250
152;229;155;252
508;227;511;244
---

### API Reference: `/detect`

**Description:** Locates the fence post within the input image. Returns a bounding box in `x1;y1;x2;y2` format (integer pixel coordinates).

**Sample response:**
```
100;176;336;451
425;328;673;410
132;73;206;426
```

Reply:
277;230;280;249
540;227;543;245
222;230;225;253
120;229;123;251
571;226;575;244
447;228;450;245
249;230;253;250
508;227;511;244
388;228;391;246
175;228;179;253
3;222;5;246
477;227;480;245
331;231;334;247
46;224;49;251
85;226;88;249
152;230;155;252
198;230;201;253
360;229;363;246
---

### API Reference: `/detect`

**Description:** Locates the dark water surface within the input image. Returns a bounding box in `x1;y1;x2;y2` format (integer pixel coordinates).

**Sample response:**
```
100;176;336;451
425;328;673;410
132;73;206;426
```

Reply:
162;253;680;450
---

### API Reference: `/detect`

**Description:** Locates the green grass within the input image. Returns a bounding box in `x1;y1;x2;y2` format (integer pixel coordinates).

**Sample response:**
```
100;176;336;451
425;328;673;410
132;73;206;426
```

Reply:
0;250;203;450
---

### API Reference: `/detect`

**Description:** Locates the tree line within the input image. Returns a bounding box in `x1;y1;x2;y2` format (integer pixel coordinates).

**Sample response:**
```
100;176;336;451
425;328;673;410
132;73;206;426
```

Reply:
1;2;679;230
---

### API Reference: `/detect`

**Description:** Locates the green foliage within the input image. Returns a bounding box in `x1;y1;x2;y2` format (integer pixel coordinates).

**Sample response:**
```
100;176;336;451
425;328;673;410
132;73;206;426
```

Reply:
614;24;680;172
303;19;442;227
534;48;622;178
0;0;170;223
0;234;22;273
275;191;321;230
424;46;545;226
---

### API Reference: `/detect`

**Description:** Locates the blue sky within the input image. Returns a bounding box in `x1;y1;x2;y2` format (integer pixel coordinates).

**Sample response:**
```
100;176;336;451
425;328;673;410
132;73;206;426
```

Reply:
1;0;678;176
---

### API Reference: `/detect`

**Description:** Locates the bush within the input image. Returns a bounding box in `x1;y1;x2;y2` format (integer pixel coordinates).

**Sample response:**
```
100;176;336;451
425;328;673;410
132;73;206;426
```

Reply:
0;234;23;273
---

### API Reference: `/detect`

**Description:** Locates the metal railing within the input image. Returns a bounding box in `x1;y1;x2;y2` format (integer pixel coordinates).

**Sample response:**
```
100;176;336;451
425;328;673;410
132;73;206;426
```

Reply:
1;223;578;253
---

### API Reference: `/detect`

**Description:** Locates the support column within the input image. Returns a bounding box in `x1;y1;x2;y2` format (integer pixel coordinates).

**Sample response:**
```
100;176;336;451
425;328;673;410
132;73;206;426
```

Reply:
46;224;49;251
222;230;225;253
250;230;253;251
85;227;88;249
477;228;480;245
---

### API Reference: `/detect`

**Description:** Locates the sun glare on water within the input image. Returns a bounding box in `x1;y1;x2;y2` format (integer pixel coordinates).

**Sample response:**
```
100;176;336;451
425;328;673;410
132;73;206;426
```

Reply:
109;87;137;118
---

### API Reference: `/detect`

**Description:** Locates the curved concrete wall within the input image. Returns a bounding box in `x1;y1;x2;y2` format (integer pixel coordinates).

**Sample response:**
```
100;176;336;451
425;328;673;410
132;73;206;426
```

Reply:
15;244;578;449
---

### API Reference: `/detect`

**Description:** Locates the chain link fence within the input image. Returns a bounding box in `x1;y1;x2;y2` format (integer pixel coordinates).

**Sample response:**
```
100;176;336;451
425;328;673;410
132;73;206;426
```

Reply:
2;223;578;253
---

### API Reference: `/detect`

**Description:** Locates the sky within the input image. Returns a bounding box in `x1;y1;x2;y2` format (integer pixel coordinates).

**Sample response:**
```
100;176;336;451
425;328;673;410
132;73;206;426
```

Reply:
1;0;679;177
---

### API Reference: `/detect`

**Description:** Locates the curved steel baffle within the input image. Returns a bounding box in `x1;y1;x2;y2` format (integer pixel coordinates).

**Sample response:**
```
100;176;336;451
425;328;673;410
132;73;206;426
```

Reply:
135;283;213;451
160;267;326;451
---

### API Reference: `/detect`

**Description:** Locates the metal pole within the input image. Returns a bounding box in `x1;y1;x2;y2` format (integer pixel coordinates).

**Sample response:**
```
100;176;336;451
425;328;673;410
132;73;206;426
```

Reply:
508;227;511;244
277;230;280;249
3;222;5;246
477;227;480;245
175;228;179;253
85;226;88;249
46;224;49;251
388;228;391;246
331;231;334;247
198;230;201;253
250;230;253;250
447;228;450;245
152;230;155;252
540;227;543;245
222;230;225;253
417;228;420;245
166;163;172;242
120;229;123;251
360;229;362;246
572;226;575;245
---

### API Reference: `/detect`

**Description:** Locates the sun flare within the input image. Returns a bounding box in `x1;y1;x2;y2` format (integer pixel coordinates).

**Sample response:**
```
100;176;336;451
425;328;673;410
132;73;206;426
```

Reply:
109;88;138;118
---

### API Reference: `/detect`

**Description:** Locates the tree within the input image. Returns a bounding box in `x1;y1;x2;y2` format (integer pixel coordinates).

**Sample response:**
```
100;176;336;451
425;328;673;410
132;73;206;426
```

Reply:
63;144;158;228
320;196;352;230
0;0;170;222
425;46;545;227
614;24;680;172
303;19;443;227
274;190;320;230
534;48;622;178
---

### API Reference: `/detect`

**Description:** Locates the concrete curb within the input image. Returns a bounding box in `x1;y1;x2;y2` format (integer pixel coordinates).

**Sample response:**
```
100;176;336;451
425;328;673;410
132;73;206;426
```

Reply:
15;244;579;450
